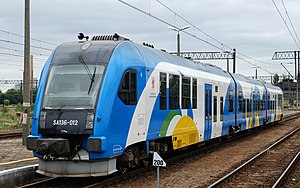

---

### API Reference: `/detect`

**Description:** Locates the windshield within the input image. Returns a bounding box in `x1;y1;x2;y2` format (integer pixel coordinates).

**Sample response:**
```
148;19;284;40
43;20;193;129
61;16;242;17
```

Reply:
42;64;105;110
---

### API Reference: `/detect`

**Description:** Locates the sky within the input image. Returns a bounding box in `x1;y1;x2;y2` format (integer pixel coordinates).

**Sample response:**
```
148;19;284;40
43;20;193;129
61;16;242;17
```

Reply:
0;0;300;91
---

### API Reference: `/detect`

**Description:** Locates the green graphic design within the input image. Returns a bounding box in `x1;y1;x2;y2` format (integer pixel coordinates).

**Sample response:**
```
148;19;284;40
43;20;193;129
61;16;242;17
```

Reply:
159;111;180;138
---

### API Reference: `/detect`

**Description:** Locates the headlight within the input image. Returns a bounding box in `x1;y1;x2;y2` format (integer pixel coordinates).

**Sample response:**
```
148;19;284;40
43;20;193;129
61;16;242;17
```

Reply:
39;111;47;128
85;113;94;129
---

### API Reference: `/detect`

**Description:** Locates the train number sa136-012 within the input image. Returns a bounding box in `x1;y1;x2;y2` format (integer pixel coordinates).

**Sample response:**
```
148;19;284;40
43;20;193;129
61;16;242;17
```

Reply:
53;119;79;126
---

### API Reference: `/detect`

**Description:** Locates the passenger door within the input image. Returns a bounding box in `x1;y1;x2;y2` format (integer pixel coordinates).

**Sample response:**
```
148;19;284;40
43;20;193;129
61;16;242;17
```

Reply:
204;84;212;140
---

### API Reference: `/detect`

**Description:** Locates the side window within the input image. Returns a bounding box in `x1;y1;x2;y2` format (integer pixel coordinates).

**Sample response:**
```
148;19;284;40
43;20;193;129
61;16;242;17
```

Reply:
247;99;250;118
278;94;283;108
271;100;274;113
257;100;261;116
215;86;218;92
192;78;197;109
220;97;224;121
274;100;276;112
238;91;243;112
169;74;179;109
213;96;217;122
182;77;191;109
254;99;258;116
118;70;137;105
250;99;253;117
242;99;246;118
228;91;234;112
160;72;167;110
261;100;264;116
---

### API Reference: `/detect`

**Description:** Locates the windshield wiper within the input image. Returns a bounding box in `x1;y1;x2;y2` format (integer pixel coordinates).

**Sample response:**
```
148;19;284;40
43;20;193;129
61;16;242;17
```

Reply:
88;67;96;95
78;55;97;95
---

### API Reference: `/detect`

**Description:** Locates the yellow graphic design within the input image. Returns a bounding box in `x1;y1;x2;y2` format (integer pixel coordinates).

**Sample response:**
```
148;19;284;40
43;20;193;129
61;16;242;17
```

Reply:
255;116;259;127
172;116;199;150
248;116;253;129
276;108;282;121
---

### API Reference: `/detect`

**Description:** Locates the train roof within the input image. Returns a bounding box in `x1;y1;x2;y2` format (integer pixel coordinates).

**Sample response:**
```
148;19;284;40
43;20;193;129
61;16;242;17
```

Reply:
71;33;230;78
232;73;282;94
263;82;283;94
128;42;231;78
231;73;264;87
55;34;281;94
53;39;231;79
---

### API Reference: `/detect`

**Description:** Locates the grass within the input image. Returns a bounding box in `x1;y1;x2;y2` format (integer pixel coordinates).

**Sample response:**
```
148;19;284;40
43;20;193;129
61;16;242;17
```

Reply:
0;106;22;131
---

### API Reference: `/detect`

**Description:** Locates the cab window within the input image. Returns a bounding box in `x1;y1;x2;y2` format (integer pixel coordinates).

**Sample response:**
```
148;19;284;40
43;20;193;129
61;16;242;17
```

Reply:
160;72;167;110
118;70;137;105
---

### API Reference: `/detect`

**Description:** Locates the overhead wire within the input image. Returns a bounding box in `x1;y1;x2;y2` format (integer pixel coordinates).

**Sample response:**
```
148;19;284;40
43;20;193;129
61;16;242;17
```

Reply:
280;0;300;46
0;29;58;46
237;52;273;66
155;0;230;50
156;0;275;67
0;30;55;68
117;0;223;50
0;39;54;51
0;53;46;69
119;0;274;74
0;52;23;58
0;62;23;67
0;52;48;62
237;57;273;74
271;0;300;49
0;46;50;57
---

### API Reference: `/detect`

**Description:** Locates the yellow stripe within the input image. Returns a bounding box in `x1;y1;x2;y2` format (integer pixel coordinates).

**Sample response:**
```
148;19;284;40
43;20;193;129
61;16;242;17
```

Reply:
0;157;37;166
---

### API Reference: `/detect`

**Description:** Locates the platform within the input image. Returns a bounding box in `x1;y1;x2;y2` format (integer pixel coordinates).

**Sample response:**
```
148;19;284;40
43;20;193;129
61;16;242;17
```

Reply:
0;138;38;171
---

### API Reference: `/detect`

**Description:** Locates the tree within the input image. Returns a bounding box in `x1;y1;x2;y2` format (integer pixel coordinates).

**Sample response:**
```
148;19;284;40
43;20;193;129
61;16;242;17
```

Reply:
3;99;10;113
3;99;10;107
0;92;5;105
5;88;22;104
273;73;279;85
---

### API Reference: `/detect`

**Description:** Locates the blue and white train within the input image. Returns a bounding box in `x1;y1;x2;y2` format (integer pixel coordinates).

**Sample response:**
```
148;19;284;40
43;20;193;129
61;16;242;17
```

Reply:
27;34;283;177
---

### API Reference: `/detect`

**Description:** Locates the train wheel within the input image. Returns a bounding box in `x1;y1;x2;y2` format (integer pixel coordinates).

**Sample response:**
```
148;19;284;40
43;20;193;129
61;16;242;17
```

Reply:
142;159;149;167
118;166;127;174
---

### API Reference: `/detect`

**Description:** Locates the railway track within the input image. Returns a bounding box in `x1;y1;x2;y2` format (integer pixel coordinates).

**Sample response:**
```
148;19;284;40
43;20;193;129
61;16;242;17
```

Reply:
207;126;300;188
273;150;300;187
17;177;56;188
0;131;22;139
17;112;300;187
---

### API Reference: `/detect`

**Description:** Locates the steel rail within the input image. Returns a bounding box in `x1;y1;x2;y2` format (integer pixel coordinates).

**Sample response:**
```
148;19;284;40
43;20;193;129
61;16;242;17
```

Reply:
17;177;56;188
272;149;300;188
0;131;22;139
207;126;300;188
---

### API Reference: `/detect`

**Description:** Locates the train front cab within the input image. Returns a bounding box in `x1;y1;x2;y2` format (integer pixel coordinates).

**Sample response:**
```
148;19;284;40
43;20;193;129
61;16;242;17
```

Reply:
26;40;149;177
